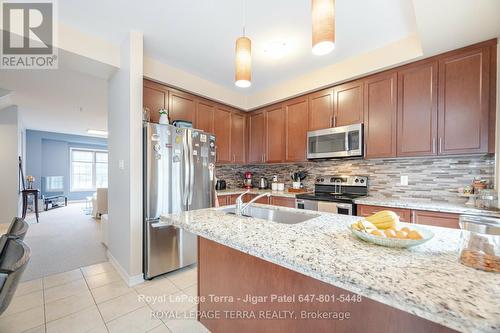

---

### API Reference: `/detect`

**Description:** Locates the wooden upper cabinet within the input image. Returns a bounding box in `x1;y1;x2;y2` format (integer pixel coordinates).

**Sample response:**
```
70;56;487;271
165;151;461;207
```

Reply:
168;89;196;124
143;81;167;124
285;97;309;162
308;89;333;131
397;61;438;157
265;105;285;163
438;46;491;155
231;112;246;164
195;100;215;133
213;107;231;164
248;110;266;164
333;80;364;127
364;71;398;159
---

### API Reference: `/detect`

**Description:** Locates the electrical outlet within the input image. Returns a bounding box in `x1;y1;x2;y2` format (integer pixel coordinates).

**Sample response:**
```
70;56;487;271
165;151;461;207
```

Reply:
400;175;408;186
119;160;125;170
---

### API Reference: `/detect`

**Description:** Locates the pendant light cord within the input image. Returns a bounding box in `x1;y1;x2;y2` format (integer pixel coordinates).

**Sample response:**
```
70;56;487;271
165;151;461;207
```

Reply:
242;0;246;37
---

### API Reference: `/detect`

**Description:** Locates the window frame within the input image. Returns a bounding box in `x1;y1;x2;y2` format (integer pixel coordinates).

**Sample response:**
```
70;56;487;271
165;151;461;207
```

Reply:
69;148;108;192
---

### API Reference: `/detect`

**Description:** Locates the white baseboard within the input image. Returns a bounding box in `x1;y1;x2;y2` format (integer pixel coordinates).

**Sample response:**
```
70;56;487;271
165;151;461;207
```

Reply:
107;250;144;287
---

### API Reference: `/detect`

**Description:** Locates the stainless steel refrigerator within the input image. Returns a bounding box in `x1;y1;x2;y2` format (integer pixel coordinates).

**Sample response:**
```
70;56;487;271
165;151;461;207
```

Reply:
143;122;216;279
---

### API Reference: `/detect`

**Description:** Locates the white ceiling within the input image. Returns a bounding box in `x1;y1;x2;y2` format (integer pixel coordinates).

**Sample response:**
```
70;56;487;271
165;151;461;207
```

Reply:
0;67;108;136
1;0;499;136
59;0;417;94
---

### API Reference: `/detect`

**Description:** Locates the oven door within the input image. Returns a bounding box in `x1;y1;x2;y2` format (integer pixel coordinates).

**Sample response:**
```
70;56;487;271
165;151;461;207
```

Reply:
307;124;363;159
317;202;354;215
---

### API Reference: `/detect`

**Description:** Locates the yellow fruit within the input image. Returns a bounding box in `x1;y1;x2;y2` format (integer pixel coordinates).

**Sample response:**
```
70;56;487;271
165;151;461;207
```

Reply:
408;230;423;240
370;229;385;237
401;227;411;234
358;220;377;231
395;230;408;239
365;211;399;229
384;229;397;238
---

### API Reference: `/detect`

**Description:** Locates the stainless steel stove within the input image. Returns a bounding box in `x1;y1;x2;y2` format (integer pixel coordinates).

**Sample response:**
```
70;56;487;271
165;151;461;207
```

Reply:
295;175;368;215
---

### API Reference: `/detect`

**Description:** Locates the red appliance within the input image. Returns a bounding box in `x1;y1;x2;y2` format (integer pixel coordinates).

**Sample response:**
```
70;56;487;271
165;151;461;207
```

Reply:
243;171;253;189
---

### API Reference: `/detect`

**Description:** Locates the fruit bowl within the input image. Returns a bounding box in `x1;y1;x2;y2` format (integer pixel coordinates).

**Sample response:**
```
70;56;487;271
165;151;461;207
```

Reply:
349;224;434;248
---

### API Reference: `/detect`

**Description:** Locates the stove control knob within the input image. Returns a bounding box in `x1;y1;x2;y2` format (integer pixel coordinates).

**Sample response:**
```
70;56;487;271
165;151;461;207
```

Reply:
320;178;324;182
355;178;359;183
360;179;365;183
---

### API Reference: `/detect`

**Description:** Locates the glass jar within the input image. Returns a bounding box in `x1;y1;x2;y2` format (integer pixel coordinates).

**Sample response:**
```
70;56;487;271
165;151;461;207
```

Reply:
475;189;498;209
459;215;500;273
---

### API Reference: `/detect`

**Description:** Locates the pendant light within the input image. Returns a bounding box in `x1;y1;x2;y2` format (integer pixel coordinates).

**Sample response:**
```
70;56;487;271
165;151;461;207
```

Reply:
311;0;335;56
235;0;251;88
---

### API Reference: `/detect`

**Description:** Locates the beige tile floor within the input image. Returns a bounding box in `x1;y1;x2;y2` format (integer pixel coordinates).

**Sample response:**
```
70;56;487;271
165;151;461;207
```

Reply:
0;262;209;333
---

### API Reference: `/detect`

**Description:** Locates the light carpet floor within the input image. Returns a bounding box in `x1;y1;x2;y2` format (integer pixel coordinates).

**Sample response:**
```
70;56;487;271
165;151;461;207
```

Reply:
20;202;107;281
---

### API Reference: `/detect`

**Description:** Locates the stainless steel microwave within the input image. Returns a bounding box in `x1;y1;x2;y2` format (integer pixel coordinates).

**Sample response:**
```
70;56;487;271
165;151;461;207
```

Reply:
307;123;363;159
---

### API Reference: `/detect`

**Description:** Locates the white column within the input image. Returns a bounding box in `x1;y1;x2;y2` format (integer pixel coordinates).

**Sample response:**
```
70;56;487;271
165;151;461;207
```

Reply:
0;106;20;224
107;31;144;285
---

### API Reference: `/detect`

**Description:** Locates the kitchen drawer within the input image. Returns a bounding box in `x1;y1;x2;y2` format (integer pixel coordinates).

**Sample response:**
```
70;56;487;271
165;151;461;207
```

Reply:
270;196;296;208
412;210;460;229
357;204;412;223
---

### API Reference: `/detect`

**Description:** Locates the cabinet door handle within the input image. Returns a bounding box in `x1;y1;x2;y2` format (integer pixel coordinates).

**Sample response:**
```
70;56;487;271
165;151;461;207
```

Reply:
330;116;334;127
333;115;337;127
432;138;436;154
411;211;416;223
439;138;443;154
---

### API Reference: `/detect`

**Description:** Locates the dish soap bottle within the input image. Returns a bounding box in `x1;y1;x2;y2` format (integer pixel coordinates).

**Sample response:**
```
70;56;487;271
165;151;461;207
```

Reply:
159;109;169;125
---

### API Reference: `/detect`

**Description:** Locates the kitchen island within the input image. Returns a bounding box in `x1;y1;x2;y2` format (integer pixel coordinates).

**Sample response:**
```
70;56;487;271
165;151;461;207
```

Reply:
160;205;500;333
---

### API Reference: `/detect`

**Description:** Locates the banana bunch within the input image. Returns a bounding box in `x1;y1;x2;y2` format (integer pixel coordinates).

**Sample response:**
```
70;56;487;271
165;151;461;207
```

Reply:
351;210;424;240
363;210;399;229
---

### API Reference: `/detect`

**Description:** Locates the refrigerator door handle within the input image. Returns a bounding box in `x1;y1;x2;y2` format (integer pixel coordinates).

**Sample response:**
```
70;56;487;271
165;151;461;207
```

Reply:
188;133;195;206
182;133;190;207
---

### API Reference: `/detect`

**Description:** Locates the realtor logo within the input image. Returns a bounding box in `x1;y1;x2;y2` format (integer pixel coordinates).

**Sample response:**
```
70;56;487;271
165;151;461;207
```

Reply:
1;0;58;69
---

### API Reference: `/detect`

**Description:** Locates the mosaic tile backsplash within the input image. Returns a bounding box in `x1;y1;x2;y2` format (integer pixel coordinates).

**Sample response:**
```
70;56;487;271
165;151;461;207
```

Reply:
215;155;495;204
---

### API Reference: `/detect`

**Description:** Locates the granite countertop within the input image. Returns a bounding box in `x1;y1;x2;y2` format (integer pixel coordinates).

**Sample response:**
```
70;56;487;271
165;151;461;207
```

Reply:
355;197;500;218
216;188;300;198
160;205;500;333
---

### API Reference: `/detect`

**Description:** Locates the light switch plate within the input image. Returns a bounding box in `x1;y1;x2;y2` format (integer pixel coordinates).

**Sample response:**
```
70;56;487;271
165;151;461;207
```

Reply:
400;175;408;186
119;160;125;170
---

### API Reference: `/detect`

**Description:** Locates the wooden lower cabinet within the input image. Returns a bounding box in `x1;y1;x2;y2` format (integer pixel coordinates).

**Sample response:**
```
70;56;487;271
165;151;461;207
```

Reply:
246;193;270;205
217;195;229;206
357;204;411;223
217;194;291;207
198;237;456;333
357;204;460;229
412;210;460;229
270;196;296;208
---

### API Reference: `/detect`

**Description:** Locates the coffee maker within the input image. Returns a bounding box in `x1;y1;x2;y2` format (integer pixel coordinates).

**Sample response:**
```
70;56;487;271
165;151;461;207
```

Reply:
243;171;253;189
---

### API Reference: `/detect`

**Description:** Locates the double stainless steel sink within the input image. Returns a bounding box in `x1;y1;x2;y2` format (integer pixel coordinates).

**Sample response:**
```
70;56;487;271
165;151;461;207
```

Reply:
221;206;319;224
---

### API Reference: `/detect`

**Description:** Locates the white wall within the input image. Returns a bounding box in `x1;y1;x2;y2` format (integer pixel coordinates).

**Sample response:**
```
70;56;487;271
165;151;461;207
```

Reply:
0;106;20;224
107;31;144;285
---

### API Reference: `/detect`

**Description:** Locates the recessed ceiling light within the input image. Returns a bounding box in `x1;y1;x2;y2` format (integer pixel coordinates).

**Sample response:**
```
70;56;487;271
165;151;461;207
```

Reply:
264;41;288;59
87;129;108;137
